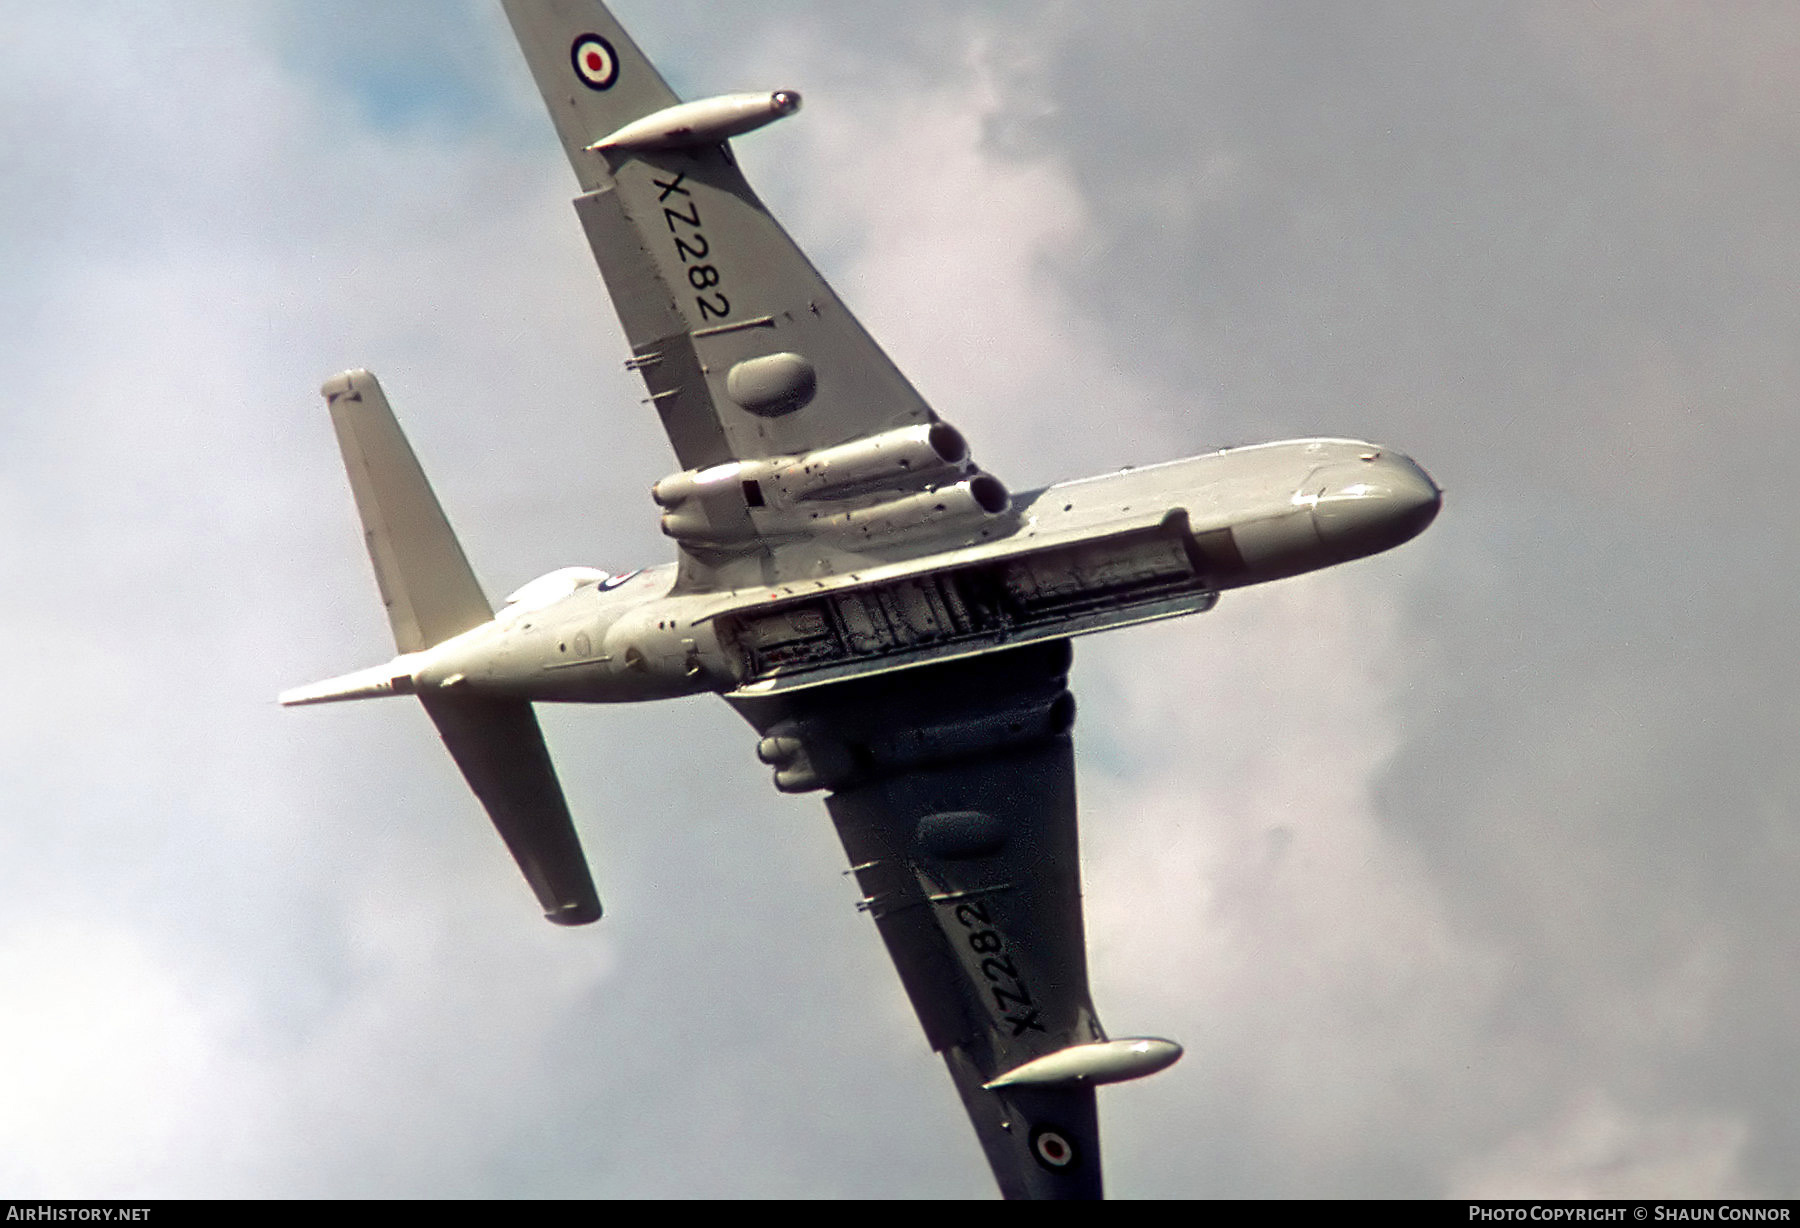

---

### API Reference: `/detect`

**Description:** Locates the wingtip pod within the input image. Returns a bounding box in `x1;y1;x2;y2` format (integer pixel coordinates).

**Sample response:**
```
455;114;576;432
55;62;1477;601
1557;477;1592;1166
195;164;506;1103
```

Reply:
587;90;801;153
320;368;367;402
982;1037;1184;1090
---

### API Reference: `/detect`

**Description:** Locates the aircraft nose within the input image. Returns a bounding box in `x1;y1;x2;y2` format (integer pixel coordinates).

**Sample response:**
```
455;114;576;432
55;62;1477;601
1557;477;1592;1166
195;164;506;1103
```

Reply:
1308;452;1442;560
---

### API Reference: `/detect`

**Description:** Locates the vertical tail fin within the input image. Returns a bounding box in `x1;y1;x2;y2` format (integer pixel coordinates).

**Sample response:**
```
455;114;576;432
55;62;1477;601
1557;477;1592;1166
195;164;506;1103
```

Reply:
323;370;492;653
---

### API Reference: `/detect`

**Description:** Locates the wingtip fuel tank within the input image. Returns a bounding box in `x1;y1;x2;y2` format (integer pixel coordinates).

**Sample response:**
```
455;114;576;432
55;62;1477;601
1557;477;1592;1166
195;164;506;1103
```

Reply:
588;90;802;153
983;1038;1185;1090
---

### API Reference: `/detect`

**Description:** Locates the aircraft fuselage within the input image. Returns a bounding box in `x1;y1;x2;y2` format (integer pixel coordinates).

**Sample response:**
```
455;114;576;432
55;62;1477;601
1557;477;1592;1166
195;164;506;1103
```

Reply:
370;438;1437;713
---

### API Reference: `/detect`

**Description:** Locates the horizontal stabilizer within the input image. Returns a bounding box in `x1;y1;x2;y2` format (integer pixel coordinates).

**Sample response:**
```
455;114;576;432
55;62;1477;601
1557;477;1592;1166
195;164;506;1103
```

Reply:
323;370;492;654
422;694;601;925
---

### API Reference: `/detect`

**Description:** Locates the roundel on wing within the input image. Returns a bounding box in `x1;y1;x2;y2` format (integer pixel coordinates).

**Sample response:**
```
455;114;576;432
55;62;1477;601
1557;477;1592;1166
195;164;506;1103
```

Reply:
571;35;620;91
1029;1125;1080;1172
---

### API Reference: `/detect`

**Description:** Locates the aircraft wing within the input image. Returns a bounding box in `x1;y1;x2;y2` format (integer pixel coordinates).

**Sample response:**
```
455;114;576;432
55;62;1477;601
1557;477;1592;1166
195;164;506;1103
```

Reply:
502;0;938;476
730;640;1107;1199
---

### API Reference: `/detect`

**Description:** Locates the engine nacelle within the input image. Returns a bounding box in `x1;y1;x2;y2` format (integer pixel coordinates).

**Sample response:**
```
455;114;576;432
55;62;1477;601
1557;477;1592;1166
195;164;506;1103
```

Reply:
818;475;1011;542
748;686;1073;794
768;422;969;503
652;460;746;512
651;422;971;511
588;91;801;153
657;473;1009;546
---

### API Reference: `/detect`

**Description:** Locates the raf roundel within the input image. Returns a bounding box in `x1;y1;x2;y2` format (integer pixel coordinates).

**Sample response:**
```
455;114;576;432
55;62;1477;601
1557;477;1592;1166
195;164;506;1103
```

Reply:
1030;1126;1079;1172
570;34;619;91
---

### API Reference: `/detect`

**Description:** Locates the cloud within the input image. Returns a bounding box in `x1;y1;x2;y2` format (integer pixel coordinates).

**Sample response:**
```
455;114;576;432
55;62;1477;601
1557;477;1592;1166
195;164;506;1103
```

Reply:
0;923;233;1194
2;0;1795;1200
746;19;1181;487
1453;1091;1752;1199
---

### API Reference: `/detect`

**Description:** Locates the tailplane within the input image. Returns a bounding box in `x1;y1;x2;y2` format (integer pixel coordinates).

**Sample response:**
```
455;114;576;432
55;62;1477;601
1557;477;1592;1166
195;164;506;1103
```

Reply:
322;370;492;654
287;371;602;924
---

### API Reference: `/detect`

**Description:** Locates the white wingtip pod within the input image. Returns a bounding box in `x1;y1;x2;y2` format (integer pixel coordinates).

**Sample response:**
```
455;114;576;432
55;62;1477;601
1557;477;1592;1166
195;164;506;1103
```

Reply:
587;90;802;153
982;1037;1184;1090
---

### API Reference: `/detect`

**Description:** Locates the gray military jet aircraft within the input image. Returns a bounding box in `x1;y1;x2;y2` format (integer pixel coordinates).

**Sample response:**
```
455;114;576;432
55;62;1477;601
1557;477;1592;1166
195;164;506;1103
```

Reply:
284;0;1440;1199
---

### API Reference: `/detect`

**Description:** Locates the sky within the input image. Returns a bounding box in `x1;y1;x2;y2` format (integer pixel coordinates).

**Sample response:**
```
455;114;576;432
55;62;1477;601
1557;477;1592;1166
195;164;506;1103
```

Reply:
2;0;1796;1200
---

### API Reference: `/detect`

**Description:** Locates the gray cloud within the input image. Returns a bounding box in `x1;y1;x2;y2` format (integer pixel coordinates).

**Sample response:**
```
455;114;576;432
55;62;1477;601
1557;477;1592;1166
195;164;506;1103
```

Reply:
1;0;1793;1199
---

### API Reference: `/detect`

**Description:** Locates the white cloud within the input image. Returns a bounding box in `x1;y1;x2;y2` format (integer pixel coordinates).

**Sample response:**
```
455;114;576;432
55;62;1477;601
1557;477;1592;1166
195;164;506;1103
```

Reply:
0;924;240;1195
1079;570;1510;1190
4;0;1796;1200
1453;1091;1752;1199
757;26;1184;488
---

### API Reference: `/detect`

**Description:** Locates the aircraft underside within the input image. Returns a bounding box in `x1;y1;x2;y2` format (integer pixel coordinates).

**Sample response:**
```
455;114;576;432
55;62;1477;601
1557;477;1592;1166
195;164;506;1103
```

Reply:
284;0;1440;1199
